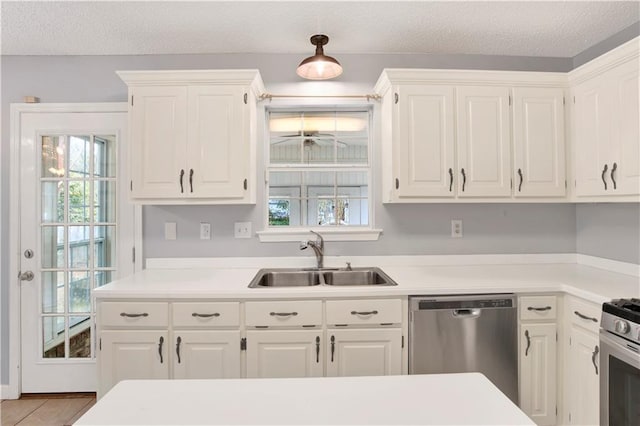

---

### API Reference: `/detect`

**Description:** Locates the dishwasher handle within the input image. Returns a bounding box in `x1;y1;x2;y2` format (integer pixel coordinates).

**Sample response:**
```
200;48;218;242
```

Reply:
452;308;481;318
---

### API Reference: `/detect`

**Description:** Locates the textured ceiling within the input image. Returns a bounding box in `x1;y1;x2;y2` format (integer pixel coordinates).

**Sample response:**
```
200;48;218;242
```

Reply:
1;1;639;57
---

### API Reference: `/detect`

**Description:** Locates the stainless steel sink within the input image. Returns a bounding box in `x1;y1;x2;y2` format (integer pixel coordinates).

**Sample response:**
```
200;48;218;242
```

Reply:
248;267;397;288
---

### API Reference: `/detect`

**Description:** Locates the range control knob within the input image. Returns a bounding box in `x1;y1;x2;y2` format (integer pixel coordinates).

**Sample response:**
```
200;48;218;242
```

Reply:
614;319;630;334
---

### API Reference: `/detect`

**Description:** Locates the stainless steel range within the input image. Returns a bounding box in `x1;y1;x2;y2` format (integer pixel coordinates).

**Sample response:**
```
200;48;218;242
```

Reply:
600;298;640;426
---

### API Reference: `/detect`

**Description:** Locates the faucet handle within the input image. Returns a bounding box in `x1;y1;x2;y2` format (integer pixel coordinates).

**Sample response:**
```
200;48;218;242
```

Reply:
299;241;309;250
345;262;352;271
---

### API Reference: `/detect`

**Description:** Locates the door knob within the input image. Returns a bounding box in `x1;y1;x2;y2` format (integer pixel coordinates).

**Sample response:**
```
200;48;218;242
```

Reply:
19;271;34;281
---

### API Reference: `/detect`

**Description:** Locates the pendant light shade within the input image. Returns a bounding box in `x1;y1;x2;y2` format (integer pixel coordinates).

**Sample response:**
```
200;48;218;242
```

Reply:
296;34;343;80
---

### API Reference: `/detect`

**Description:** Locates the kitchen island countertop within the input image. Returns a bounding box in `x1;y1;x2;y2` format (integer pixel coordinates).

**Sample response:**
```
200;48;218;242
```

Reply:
75;373;534;425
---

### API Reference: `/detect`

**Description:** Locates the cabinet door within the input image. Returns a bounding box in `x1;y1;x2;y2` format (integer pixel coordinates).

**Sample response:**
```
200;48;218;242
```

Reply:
513;88;566;197
612;60;640;195
98;330;169;398
130;86;188;198
395;85;456;198
246;330;323;378
326;329;402;377
574;78;613;196
172;331;241;380
519;323;556;426
567;326;599;426
456;86;512;197
186;86;248;199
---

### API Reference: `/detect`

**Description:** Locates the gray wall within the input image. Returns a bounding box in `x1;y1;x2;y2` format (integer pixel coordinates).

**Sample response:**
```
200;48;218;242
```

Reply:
1;24;638;385
576;204;640;264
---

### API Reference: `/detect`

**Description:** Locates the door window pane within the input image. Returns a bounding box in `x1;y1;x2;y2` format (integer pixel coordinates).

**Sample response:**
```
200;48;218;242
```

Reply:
41;226;65;268
41;272;65;313
43;317;65;358
69;271;90;313
68;136;91;178
68;226;90;268
69;316;91;358
41;136;66;178
68;180;91;223
41;181;65;223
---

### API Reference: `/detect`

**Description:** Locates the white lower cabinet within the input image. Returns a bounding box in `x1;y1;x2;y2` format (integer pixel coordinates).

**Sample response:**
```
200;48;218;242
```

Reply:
326;328;402;377
172;331;241;380
564;296;601;426
99;330;169;397
245;330;323;378
518;295;558;426
519;323;557;425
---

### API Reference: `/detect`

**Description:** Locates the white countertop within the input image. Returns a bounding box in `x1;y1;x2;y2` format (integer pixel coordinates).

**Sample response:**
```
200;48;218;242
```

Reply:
75;373;534;425
94;262;640;304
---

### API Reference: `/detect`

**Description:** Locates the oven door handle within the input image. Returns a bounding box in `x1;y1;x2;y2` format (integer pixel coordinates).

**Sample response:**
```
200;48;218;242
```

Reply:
599;331;640;368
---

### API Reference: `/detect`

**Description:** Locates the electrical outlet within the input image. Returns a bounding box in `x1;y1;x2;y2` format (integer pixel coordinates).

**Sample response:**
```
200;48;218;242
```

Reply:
234;222;252;239
451;220;463;238
200;223;211;240
164;222;177;240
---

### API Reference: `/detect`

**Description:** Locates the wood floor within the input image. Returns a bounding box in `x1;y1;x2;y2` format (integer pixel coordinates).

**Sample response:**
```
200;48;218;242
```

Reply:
1;394;95;426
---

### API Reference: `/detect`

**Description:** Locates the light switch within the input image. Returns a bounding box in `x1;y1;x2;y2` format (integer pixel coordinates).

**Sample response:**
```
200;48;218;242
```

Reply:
164;222;177;240
234;222;252;239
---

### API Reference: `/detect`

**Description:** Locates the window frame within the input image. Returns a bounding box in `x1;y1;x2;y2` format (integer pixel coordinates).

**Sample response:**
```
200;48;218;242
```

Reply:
258;104;382;242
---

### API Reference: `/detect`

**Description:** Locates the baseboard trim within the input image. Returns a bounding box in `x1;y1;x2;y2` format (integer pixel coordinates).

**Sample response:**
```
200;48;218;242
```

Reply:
576;254;640;277
1;384;19;400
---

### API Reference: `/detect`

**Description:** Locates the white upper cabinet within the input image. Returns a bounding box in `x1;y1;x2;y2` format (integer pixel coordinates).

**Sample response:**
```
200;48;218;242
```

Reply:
129;86;188;199
571;38;639;199
456;86;512;197
374;69;567;203
395;85;456;198
118;70;264;204
512;88;566;197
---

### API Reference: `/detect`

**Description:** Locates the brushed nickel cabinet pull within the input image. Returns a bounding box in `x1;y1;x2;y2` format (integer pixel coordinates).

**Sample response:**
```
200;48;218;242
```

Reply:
527;306;552;312
192;313;220;318
179;169;185;193
448;168;453;192
517;168;523;192
351;310;378;316
158;336;164;364
461;168;466;192
611;163;617;190
176;336;182;364
601;164;608;190
592;345;599;375
120;312;148;318
574;311;598;323
524;330;531;356
270;312;298;317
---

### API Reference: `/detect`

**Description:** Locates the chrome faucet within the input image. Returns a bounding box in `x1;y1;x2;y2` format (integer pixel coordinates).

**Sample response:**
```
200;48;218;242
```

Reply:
300;230;324;269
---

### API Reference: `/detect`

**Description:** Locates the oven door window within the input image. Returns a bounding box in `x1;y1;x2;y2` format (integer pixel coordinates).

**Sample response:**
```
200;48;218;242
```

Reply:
609;355;640;425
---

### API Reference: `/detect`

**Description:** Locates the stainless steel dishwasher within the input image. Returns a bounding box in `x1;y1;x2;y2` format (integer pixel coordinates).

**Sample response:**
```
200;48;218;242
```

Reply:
409;294;518;404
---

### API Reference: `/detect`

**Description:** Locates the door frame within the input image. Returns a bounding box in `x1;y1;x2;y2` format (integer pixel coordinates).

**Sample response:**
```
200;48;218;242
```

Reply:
7;103;142;399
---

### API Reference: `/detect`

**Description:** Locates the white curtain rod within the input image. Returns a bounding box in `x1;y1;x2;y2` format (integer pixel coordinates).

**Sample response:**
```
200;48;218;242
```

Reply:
259;93;381;102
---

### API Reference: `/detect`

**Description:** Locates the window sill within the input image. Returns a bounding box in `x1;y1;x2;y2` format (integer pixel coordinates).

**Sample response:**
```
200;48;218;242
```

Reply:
256;228;382;242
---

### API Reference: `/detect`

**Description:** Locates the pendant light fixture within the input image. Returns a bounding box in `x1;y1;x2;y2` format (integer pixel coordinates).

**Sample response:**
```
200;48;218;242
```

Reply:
296;34;343;80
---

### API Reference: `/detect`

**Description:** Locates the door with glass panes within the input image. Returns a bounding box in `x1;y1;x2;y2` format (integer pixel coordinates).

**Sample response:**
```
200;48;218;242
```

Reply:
19;108;133;392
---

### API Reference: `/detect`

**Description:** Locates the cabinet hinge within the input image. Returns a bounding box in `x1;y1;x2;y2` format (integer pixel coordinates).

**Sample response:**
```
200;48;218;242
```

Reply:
556;332;558;341
573;96;576;104
243;178;248;190
99;338;102;351
132;247;136;263
563;97;565;106
394;93;399;104
240;338;247;351
569;337;572;346
130;180;133;191
510;178;513;189
131;95;134;107
556;406;558;416
565;180;567;189
402;335;405;349
508;95;512;106
243;93;248;104
574;180;577;188
395;178;399;190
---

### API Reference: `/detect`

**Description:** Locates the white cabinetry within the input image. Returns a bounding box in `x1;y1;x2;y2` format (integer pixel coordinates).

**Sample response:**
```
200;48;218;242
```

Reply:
456;86;511;197
518;295;557;426
564;296;601;426
375;69;567;202
246;330;323;378
117;70;264;204
390;85;456;198
512;88;566;197
571;40;640;198
97;302;170;398
171;302;242;380
326;329;402;377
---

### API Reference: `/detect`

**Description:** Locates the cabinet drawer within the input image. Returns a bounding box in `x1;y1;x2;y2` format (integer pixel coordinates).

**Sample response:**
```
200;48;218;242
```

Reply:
245;300;322;327
326;299;402;325
567;296;601;333
99;302;169;328
519;296;557;321
172;302;240;328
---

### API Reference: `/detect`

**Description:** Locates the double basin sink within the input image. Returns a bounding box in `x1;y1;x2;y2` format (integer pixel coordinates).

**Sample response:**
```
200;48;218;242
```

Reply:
248;267;398;288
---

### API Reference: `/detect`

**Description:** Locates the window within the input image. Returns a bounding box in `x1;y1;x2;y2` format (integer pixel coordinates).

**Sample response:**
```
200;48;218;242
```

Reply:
260;108;379;241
